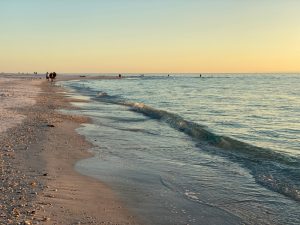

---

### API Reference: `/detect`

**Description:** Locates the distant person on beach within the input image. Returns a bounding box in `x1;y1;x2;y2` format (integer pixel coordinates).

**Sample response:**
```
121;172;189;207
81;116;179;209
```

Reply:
200;74;202;78
49;72;53;82
53;72;57;80
118;74;122;78
46;72;49;80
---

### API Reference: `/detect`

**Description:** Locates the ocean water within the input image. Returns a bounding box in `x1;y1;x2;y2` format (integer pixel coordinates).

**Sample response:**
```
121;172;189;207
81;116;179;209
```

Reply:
61;74;300;225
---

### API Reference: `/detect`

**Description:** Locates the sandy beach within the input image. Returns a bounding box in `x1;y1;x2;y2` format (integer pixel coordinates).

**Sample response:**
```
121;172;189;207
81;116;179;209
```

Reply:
0;74;139;225
2;2;300;224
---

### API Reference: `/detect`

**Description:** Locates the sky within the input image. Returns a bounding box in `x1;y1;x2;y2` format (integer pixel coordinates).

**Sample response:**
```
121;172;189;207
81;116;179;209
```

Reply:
0;0;300;73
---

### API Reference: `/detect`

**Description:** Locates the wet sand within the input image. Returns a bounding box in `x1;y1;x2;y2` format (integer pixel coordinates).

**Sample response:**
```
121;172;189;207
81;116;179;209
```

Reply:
0;75;139;224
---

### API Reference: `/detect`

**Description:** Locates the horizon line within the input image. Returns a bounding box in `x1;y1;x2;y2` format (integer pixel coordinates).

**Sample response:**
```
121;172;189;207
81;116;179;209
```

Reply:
1;71;300;75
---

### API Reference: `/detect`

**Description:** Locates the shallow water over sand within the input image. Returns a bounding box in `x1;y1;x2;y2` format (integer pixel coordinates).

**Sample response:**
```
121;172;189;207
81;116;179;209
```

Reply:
62;74;300;225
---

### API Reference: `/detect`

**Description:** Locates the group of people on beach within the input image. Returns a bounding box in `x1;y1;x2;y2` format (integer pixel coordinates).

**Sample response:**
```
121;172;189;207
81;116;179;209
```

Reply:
46;72;57;82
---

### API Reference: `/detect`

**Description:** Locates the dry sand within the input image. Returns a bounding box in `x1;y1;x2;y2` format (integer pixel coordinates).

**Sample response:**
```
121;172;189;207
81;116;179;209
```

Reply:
0;77;41;133
0;75;140;225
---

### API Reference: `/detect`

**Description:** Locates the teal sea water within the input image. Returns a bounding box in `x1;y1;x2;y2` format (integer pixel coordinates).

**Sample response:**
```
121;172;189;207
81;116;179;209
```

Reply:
61;74;300;225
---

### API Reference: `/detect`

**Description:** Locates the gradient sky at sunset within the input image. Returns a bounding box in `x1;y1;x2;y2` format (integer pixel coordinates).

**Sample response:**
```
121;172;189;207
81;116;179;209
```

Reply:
1;0;300;73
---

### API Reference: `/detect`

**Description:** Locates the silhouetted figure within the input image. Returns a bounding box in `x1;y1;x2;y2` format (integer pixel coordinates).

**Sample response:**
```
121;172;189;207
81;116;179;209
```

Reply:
49;72;54;82
46;72;49;80
118;74;122;78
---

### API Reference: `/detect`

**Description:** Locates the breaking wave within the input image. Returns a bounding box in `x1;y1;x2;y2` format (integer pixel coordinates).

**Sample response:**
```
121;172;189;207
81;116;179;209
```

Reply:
94;93;300;202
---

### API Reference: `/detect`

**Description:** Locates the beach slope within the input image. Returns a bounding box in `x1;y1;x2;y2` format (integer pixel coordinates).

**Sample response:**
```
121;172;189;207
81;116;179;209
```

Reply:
0;75;138;225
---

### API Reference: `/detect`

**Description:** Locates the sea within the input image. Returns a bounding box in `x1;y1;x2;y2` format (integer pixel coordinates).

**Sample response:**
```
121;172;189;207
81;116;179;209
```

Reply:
59;74;300;225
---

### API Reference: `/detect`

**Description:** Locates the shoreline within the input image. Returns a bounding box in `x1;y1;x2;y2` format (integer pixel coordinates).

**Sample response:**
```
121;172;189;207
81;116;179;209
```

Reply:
0;75;139;224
